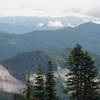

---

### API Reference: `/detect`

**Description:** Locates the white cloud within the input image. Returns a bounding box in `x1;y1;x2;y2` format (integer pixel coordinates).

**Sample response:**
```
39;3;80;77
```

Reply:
67;23;76;28
0;0;100;19
37;23;44;27
48;20;64;27
85;6;100;18
92;20;100;24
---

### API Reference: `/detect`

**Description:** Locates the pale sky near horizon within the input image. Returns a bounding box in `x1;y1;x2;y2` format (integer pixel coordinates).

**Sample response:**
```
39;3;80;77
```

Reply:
0;0;100;19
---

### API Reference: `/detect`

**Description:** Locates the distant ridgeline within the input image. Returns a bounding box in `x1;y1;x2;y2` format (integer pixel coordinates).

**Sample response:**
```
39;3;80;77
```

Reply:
1;22;100;61
0;48;100;81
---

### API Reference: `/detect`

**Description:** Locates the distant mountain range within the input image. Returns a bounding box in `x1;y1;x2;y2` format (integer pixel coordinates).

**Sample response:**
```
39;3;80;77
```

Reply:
0;22;100;60
0;23;35;34
0;16;84;33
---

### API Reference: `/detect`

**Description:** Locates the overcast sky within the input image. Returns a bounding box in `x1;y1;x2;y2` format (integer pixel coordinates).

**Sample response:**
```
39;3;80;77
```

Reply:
0;0;100;19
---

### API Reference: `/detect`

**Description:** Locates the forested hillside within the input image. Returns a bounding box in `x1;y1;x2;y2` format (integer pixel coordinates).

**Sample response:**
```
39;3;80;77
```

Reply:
1;48;100;81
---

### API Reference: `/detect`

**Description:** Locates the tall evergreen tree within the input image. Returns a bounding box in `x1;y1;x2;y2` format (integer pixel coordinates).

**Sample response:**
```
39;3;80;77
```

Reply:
26;72;33;100
24;71;33;100
81;51;100;100
45;60;57;100
33;65;45;100
65;44;99;100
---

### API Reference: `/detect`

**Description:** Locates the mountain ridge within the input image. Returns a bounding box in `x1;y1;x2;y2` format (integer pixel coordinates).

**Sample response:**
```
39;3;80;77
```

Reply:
1;48;100;81
0;22;100;60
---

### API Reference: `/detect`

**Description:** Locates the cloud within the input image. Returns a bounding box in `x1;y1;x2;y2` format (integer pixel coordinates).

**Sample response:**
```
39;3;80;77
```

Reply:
48;20;64;27
67;23;76;28
85;7;100;18
0;0;100;21
37;23;44;27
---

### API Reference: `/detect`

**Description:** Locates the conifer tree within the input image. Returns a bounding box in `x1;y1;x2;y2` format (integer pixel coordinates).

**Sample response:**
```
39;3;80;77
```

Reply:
81;52;100;100
24;71;32;100
27;72;33;100
45;60;57;100
33;65;45;100
65;44;99;100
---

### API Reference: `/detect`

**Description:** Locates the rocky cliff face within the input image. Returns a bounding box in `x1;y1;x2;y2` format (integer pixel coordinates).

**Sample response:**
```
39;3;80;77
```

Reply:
0;65;25;93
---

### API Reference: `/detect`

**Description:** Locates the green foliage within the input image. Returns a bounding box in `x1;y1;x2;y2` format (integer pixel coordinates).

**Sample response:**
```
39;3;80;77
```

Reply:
22;71;33;100
45;60;58;100
26;72;33;100
65;44;100;100
21;66;45;100
33;65;45;100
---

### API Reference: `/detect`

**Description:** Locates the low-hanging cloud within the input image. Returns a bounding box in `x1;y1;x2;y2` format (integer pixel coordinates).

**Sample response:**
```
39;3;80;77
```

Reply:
37;23;44;27
48;20;64;27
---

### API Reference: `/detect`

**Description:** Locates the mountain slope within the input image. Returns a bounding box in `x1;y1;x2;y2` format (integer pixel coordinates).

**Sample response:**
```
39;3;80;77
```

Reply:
1;48;100;81
0;65;24;93
0;23;35;34
0;22;100;60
